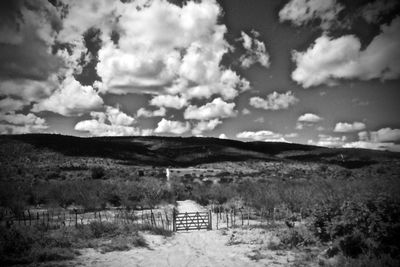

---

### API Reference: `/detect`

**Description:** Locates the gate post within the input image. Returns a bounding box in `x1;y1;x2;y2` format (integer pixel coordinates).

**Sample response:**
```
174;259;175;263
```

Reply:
172;208;177;232
208;210;212;230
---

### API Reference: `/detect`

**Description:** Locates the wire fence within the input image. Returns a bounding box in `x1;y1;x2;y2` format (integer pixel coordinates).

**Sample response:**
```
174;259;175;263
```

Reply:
1;208;174;231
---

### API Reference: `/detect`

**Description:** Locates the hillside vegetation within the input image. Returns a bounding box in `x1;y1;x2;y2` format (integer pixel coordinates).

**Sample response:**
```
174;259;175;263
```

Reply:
1;134;400;266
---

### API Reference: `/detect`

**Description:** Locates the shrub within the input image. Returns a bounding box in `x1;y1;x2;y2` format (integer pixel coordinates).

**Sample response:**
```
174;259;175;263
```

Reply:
310;196;400;259
89;221;119;238
278;225;316;248
91;166;105;180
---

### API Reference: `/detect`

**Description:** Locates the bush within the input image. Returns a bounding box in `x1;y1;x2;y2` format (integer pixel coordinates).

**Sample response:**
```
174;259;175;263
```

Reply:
91;166;105;179
310;197;400;259
89;221;119;238
278;225;316;248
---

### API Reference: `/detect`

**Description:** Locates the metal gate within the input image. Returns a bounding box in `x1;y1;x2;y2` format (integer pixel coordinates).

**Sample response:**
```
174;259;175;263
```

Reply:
173;211;212;231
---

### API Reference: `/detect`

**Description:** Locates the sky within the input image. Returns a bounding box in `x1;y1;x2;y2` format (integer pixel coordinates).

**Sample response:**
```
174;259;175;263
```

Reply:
0;0;400;152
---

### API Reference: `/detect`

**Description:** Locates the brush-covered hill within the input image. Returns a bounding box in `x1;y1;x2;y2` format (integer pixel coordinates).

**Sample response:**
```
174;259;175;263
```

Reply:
1;134;398;168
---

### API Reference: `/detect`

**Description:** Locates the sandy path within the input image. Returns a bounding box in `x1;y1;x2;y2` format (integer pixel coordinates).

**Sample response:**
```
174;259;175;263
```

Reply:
66;201;298;267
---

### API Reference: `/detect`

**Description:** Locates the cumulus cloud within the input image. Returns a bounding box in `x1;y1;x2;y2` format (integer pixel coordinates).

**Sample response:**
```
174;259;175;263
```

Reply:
249;91;298;110
154;118;190;135
298;113;323;123
296;113;323;130
279;0;344;30
150;95;187;109
344;128;400;152
359;128;400;143
0;112;46;126
308;134;347;147
184;98;237;120
309;127;400;152
236;130;288;142
334;121;366;132
136;107;166;118
343;141;400;152
32;76;103;116
292;17;400;87
219;133;227;139
0;112;48;134
74;106;144;136
239;31;270;68
192;119;222;135
92;0;249;102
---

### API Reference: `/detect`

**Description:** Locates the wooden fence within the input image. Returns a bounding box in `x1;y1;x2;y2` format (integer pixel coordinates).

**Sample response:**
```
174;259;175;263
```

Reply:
212;206;301;229
1;208;173;231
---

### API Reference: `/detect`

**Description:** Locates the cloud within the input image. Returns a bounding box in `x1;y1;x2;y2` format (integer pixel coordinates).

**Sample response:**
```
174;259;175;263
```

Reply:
344;128;400;151
173;69;250;101
0;76;58;103
32;76;103;116
0;112;48;134
219;133;227;139
279;0;344;30
154;118;190;135
254;117;264;123
298;113;323;123
0;112;46;126
308;134;347;147
359;128;400;143
343;141;400;152
334;121;366;132
249;91;298;110
192;119;222;135
0;0;63;81
239;31;270;68
74;120;141;136
309;127;400;152
92;0;249;101
292;17;400;88
0;98;26;112
296;113;323;129
236;130;288;142
184;98;237;120
136;107;166;118
242;108;251;115
361;0;399;24
150;95;187;109
74;106;143;136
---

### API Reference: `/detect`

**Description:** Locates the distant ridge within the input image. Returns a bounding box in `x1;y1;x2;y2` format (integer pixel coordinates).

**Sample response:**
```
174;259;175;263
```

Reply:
1;134;398;168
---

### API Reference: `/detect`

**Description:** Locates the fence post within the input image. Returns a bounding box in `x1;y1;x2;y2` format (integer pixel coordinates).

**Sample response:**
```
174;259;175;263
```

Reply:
185;212;188;231
160;212;164;229
165;211;170;230
241;209;244;226
74;209;78;227
226;211;229;228
247;207;250;226
173;208;176;232
208;210;212;230
216;208;219;230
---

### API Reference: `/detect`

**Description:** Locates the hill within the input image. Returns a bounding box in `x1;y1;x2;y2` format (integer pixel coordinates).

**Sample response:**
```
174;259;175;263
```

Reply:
1;134;398;167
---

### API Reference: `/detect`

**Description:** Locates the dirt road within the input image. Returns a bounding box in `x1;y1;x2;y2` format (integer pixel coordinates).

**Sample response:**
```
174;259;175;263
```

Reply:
67;201;298;267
